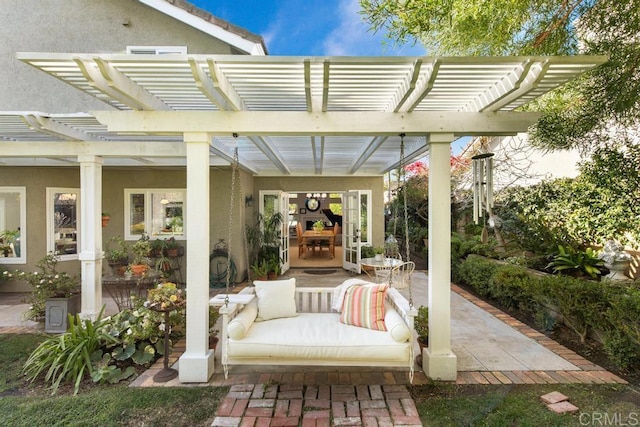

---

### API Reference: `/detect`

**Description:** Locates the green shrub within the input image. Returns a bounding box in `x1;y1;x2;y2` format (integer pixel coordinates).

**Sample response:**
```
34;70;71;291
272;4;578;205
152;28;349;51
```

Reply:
538;275;608;343
602;330;639;370
455;255;499;297
489;265;535;310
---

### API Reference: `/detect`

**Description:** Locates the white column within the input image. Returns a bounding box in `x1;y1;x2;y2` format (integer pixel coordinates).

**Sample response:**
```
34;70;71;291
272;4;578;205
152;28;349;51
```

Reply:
179;132;215;383
78;155;103;320
424;133;457;381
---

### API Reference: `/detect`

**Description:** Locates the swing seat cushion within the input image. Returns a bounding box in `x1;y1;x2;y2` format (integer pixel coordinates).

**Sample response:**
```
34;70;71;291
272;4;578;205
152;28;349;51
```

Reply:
226;311;409;362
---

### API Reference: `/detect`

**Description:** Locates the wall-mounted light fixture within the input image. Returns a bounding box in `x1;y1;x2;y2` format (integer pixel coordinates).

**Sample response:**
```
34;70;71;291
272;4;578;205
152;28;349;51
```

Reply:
245;195;254;207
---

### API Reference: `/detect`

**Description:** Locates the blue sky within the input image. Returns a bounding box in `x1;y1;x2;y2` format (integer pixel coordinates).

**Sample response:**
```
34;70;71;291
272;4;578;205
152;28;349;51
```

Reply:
188;0;469;154
189;0;426;56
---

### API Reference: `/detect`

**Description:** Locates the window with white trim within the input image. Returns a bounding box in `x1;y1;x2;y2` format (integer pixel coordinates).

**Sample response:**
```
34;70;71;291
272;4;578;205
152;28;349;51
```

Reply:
0;187;26;264
125;189;186;240
126;46;187;55
47;188;80;261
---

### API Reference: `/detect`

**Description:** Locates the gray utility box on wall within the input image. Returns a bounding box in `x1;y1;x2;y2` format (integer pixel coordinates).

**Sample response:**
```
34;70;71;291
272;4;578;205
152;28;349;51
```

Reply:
45;294;81;333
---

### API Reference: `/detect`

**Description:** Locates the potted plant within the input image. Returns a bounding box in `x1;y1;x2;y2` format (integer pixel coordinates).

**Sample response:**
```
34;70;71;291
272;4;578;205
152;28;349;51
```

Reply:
129;233;152;276
14;252;81;332
101;212;111;228
313;220;325;233
104;235;129;275
168;216;183;233
0;229;19;257
163;237;182;257
414;305;429;366
245;212;283;272
360;245;375;259
250;260;269;281
373;246;385;261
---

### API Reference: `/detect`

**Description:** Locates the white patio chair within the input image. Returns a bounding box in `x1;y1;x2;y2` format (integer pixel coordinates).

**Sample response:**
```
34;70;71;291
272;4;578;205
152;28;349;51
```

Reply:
389;261;415;289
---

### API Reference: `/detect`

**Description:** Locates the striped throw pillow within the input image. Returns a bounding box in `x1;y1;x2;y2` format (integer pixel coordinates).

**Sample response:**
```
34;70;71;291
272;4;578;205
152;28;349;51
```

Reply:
339;284;388;331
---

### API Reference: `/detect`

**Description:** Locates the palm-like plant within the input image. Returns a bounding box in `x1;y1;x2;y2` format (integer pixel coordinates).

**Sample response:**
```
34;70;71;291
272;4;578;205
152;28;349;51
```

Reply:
546;245;605;279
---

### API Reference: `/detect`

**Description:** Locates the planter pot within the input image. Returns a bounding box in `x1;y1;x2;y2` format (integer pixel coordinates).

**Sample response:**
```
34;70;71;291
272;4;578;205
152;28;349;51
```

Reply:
209;335;219;350
374;254;383;262
415;337;428;367
605;260;630;281
108;257;129;275
165;248;179;257
129;264;149;276
101;216;110;228
45;294;81;333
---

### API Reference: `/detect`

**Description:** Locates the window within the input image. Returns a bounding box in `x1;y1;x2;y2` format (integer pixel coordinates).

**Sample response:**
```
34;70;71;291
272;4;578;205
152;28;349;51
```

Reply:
47;188;80;260
125;189;186;240
0;187;26;264
126;46;187;55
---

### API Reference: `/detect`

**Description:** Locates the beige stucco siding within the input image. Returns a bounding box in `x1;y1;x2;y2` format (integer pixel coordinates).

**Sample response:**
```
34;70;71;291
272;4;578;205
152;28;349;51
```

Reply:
0;0;237;113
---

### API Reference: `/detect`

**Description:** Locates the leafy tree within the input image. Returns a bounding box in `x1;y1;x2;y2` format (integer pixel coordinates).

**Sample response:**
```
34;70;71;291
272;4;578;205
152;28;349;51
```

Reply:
359;0;591;55
359;0;640;154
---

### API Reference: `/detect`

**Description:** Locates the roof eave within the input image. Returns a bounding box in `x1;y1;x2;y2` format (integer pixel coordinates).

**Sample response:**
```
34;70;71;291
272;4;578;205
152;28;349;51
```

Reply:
138;0;267;56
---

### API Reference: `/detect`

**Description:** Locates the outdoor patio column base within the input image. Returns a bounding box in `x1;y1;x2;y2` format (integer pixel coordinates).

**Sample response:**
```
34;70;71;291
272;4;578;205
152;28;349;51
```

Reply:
423;348;457;381
178;350;215;383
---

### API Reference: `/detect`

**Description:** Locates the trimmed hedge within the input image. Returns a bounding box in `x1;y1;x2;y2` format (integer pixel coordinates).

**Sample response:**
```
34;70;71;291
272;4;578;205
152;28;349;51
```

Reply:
456;255;640;370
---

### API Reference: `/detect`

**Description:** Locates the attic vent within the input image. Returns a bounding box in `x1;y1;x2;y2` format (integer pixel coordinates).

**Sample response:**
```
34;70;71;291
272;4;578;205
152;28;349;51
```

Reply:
126;46;187;55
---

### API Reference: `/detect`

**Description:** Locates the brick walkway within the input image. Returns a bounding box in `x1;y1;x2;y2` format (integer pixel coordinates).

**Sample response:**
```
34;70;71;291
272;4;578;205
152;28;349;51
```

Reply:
212;383;421;427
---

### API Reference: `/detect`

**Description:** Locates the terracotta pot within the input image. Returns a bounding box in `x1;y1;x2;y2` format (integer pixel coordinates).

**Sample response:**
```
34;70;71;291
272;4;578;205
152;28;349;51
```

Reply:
101;216;110;227
166;248;179;257
209;336;219;350
129;264;149;276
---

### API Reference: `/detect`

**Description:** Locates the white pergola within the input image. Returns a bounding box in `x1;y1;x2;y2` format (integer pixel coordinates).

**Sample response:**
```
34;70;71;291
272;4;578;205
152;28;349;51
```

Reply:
3;53;606;382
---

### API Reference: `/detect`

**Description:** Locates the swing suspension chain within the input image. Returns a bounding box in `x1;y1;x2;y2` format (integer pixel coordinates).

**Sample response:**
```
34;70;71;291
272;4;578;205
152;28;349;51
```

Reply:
224;144;239;308
399;134;414;308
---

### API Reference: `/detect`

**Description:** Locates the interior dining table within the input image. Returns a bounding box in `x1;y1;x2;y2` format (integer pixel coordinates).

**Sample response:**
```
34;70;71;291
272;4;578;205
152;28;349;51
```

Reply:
301;229;335;259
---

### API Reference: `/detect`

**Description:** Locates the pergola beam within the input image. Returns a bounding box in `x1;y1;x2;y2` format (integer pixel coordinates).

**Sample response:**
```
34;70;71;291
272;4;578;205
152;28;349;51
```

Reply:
247;136;290;175
0;141;185;157
74;58;170;111
93;111;541;136
21;114;94;141
348;136;388;175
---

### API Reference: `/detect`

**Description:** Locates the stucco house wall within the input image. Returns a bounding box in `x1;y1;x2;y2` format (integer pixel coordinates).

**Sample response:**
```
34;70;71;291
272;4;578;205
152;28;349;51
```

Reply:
0;0;240;113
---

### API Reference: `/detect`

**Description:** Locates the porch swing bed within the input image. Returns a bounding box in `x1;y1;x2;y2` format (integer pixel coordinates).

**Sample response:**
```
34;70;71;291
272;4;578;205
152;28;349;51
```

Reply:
214;137;417;380
218;278;417;375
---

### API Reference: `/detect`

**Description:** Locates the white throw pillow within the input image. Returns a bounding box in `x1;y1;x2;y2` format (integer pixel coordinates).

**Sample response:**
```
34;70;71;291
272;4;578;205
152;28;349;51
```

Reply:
227;300;258;340
385;302;412;342
254;278;297;321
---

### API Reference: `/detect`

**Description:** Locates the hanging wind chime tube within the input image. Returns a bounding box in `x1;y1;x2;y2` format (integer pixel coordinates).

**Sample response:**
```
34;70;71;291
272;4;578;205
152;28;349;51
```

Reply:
471;153;495;225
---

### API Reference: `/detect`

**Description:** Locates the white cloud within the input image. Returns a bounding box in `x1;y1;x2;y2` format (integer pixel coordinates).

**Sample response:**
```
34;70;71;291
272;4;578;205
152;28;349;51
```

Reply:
322;0;425;56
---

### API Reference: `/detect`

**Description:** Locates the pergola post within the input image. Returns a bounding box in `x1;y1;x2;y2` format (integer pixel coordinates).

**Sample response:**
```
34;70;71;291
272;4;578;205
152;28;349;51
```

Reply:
78;155;103;320
179;132;215;383
424;133;457;381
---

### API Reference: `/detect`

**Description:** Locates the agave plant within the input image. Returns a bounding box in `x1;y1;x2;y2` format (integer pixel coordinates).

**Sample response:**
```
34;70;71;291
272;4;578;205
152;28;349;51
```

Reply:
546;245;605;279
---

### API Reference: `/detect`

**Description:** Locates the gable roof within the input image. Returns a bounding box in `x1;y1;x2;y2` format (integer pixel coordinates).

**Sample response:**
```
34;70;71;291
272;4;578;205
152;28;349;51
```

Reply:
139;0;267;55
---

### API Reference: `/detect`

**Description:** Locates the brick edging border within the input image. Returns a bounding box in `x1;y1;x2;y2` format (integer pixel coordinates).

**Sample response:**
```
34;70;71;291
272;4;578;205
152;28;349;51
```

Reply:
451;283;628;385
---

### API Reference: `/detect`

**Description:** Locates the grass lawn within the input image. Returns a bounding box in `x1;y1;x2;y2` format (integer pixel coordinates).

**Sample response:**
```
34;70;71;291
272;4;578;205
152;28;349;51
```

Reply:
1;333;639;426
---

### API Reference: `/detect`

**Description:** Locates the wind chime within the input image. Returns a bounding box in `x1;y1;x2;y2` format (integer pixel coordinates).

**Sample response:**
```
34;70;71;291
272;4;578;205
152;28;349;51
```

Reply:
471;153;494;243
